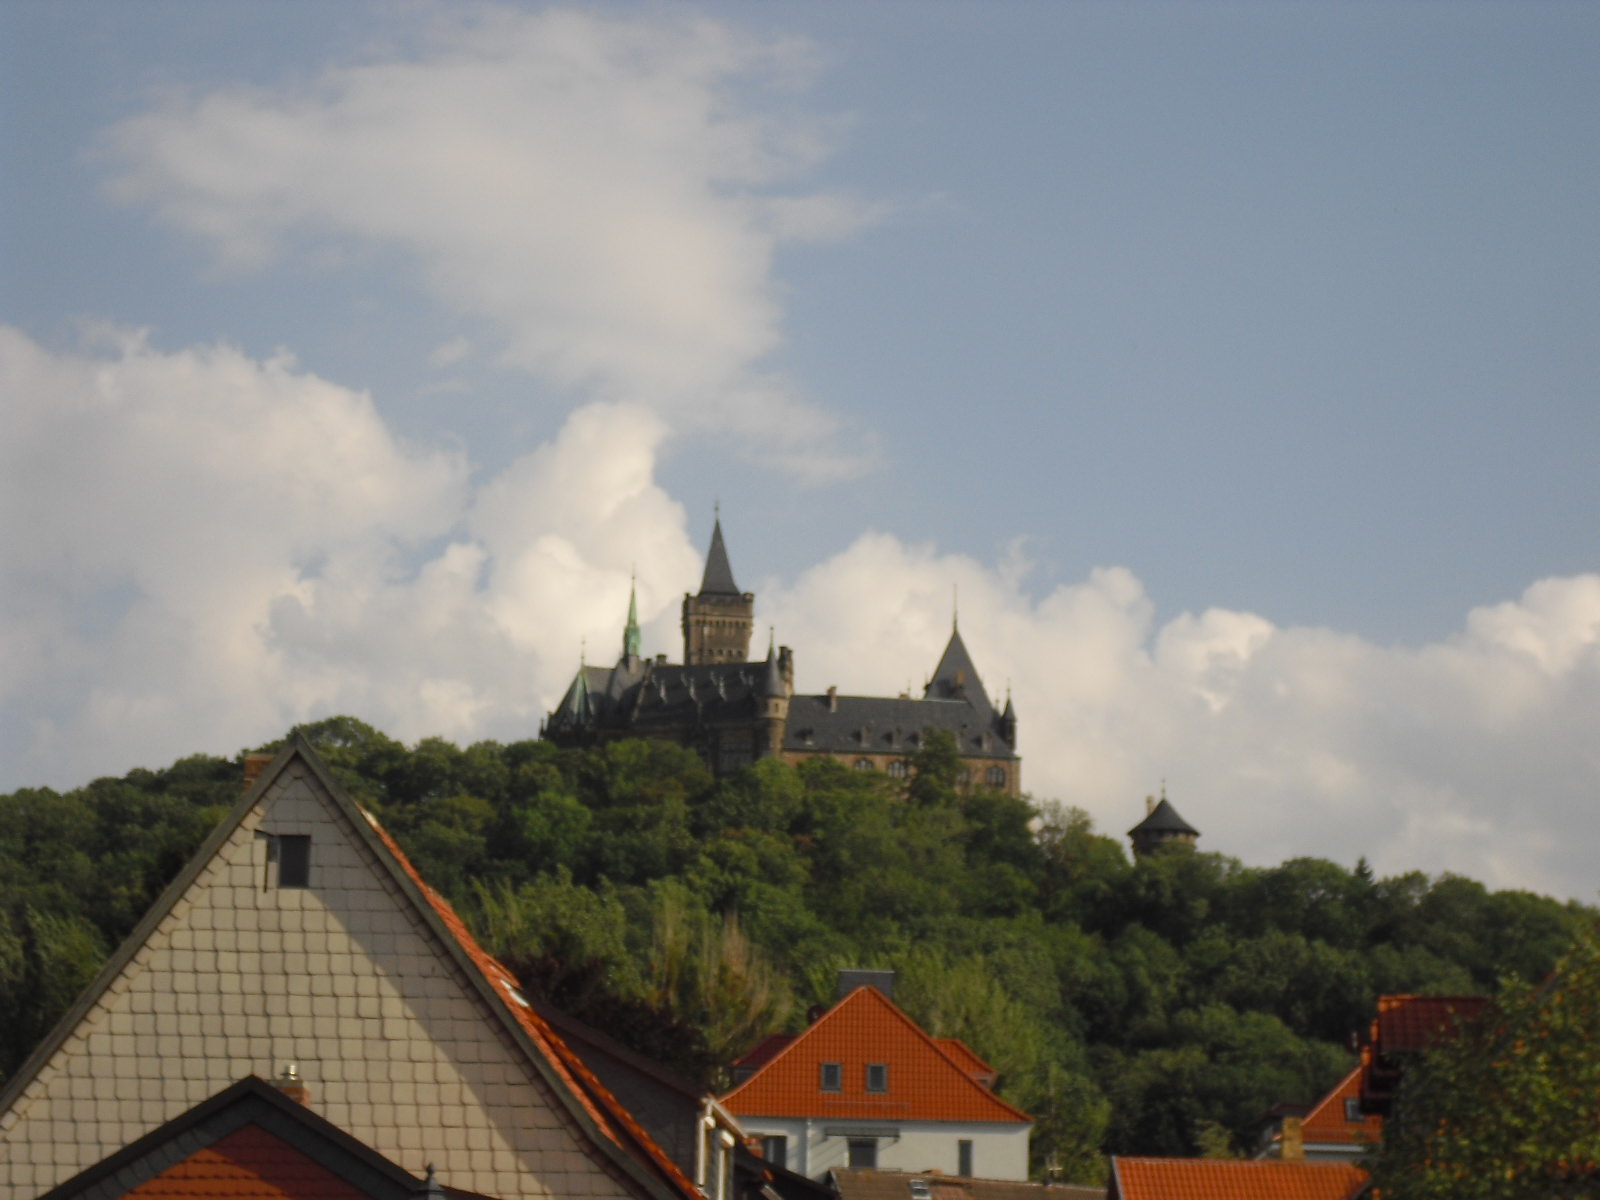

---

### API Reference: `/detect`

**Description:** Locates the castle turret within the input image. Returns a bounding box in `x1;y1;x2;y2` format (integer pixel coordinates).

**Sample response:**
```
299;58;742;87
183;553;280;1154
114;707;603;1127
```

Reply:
682;516;755;665
1128;791;1199;857
758;633;790;758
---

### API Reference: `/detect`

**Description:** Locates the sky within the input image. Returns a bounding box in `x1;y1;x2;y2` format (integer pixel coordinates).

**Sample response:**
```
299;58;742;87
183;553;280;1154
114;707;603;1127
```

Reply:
3;0;1598;901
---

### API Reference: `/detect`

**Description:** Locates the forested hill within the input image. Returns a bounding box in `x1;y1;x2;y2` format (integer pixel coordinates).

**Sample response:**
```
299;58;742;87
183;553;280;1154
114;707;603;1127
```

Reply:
2;716;1592;1181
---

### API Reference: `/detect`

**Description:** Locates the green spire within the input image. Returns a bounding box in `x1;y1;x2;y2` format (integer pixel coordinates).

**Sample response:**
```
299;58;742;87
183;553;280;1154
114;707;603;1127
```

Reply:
623;574;641;659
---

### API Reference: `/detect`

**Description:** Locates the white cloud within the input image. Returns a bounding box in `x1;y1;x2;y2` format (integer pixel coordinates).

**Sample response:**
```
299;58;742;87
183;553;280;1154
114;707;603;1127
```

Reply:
763;535;1600;902
5;323;1597;901
101;6;879;470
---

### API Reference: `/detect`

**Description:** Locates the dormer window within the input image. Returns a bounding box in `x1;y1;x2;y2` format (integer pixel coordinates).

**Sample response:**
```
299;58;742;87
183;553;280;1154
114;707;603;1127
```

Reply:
866;1063;888;1092
820;1062;842;1092
1344;1098;1361;1122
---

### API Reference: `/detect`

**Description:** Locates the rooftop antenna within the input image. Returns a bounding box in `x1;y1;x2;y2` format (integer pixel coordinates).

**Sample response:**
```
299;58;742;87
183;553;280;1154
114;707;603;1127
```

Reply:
952;583;959;631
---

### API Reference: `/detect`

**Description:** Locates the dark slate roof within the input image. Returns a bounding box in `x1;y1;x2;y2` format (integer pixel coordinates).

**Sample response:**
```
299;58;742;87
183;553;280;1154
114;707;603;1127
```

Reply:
782;692;1015;761
549;659;777;739
924;627;994;718
1127;797;1198;837
699;519;741;596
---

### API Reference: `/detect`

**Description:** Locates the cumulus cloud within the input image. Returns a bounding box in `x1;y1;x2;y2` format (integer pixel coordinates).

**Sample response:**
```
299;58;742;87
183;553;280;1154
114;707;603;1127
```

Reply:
0;327;698;786
100;7;881;470
5;323;1597;900
762;537;1600;902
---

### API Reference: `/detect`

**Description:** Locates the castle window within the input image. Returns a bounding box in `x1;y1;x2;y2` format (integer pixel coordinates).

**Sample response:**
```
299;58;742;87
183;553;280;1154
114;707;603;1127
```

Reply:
887;760;907;779
985;766;1006;787
853;758;874;771
820;1062;842;1091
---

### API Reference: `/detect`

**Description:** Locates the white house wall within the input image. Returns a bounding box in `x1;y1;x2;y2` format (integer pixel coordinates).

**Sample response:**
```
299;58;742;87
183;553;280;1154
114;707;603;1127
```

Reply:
737;1117;1031;1182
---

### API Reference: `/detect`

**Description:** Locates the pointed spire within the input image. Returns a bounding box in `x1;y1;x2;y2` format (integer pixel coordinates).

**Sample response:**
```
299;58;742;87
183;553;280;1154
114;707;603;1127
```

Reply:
924;625;993;715
699;516;740;596
623;573;641;659
761;628;785;698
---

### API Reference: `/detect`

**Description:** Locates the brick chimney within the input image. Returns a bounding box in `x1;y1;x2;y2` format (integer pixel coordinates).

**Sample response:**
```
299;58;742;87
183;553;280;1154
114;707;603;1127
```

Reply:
275;1063;310;1106
1280;1116;1304;1160
242;752;274;794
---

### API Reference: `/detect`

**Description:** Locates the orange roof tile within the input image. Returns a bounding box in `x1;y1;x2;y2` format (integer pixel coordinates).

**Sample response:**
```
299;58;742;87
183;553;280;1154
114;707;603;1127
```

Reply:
1111;1158;1368;1200
1300;1066;1383;1148
935;1038;998;1086
362;813;699;1200
719;986;1029;1125
1371;994;1486;1053
123;1123;370;1200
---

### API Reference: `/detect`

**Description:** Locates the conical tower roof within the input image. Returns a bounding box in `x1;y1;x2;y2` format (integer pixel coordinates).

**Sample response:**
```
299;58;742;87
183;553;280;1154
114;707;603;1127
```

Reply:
924;625;993;715
623;577;642;659
1128;797;1199;838
699;518;740;596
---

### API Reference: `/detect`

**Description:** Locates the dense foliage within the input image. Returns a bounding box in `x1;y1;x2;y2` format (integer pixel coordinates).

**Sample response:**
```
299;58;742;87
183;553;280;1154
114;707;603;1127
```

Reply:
1370;924;1600;1198
1;717;1591;1183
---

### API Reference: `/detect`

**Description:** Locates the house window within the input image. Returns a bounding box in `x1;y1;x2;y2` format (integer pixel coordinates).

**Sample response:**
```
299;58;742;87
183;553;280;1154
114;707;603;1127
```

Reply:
277;835;311;888
761;1135;787;1169
848;1138;878;1169
820;1062;842;1091
985;766;1006;787
1344;1098;1362;1122
853;757;874;771
887;760;907;779
958;1139;973;1178
865;1063;888;1093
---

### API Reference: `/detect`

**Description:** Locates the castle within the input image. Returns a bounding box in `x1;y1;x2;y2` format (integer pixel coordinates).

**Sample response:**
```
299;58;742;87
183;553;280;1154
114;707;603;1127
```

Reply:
542;519;1020;793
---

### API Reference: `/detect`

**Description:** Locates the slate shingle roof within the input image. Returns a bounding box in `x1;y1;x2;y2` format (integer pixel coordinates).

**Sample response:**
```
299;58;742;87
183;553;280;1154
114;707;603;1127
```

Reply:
1109;1158;1367;1200
720;986;1029;1125
1126;799;1197;838
782;693;1015;761
700;519;741;596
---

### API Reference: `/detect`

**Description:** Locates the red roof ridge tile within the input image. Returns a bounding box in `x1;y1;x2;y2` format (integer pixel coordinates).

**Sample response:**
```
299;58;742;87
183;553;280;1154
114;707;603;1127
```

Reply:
360;809;700;1200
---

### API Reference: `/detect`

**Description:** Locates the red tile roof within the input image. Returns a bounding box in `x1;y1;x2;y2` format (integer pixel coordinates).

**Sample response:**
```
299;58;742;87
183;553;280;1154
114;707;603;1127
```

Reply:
1300;1067;1383;1148
935;1039;999;1088
719;986;1029;1124
733;1033;798;1071
122;1123;369;1200
1111;1158;1367;1200
1371;995;1487;1053
363;812;700;1200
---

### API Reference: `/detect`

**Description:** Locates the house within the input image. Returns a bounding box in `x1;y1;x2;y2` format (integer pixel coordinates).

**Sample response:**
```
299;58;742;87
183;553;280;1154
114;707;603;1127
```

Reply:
543;519;1020;793
1256;1066;1383;1163
718;972;1032;1183
0;736;705;1200
1357;993;1487;1117
36;1075;457;1200
1106;1157;1367;1200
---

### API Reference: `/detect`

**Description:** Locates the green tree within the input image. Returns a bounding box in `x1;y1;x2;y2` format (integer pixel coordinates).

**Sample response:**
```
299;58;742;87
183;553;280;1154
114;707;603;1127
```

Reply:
1371;924;1600;1199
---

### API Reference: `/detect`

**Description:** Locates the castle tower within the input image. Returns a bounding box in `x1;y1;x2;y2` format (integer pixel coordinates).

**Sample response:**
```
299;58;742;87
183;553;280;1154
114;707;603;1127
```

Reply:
682;516;755;665
1128;790;1199;857
758;632;791;758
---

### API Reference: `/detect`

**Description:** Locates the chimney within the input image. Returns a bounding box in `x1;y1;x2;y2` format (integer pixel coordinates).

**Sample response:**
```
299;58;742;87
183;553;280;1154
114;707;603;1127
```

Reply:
1280;1116;1304;1160
243;752;274;794
275;1062;310;1106
827;685;838;712
837;968;895;1001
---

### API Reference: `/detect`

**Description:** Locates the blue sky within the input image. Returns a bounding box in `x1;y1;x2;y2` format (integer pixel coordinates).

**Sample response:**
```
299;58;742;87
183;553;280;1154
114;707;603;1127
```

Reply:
3;1;1598;900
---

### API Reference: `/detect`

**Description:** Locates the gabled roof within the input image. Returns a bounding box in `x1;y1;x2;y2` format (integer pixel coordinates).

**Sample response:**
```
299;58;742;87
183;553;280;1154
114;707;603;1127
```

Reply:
0;735;697;1200
700;518;741;596
1109;1158;1367;1200
935;1038;999;1089
39;1076;439;1200
924;627;994;717
1300;1066;1383;1148
719;986;1029;1125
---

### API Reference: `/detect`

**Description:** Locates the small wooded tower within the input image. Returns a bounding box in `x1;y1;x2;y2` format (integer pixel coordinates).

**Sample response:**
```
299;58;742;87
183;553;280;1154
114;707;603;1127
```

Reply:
682;517;754;665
